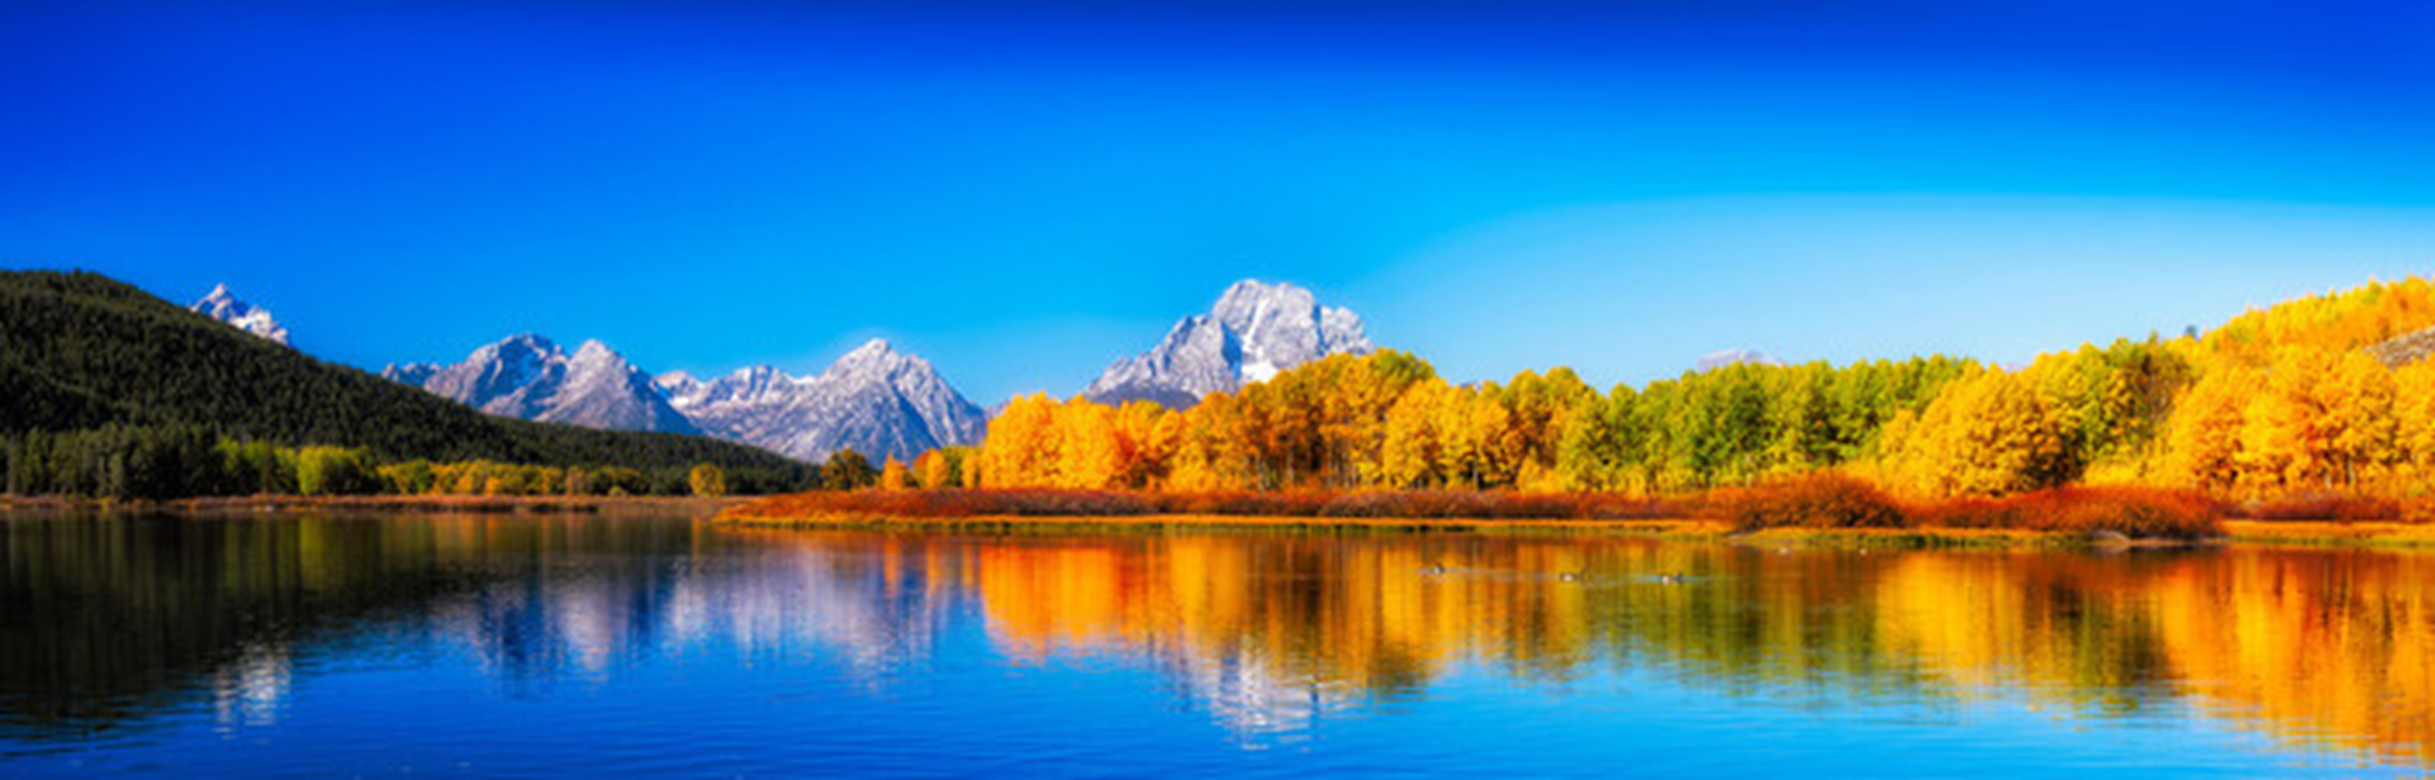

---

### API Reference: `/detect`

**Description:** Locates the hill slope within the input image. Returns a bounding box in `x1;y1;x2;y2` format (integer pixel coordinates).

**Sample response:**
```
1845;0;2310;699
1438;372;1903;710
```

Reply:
0;270;805;475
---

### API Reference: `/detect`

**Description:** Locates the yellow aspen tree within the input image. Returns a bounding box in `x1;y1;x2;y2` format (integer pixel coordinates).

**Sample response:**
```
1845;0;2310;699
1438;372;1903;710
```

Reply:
879;456;913;490
1053;397;1122;490
1381;379;1453;488
2394;361;2435;488
980;393;1058;488
1113;401;1179;489
2165;364;2253;494
1887;369;2069;497
915;449;948;491
2321;350;2398;489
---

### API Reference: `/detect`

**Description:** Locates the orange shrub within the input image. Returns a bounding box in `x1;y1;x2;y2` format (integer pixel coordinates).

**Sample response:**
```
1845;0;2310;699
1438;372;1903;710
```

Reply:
1708;474;1909;532
727;488;1689;522
1919;486;2221;540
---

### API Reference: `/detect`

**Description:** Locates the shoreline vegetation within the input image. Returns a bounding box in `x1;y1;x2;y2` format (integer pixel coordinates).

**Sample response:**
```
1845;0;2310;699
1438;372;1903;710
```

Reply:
1;493;748;516
713;480;2435;548
8;487;2432;548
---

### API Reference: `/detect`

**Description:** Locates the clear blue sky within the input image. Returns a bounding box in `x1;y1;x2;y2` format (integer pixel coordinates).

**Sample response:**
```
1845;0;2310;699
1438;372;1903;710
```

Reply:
6;1;2433;403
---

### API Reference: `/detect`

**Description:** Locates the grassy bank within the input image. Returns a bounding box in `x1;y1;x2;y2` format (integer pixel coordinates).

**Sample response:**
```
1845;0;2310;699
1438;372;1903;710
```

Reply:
714;477;2242;547
2223;520;2435;548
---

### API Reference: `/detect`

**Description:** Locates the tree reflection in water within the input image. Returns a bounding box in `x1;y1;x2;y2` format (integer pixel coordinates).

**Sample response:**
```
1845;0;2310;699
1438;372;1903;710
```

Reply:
1;513;2429;768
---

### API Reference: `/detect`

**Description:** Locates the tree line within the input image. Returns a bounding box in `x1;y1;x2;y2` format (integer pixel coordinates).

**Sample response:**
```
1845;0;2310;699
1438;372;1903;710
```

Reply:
0;423;802;500
944;276;2435;503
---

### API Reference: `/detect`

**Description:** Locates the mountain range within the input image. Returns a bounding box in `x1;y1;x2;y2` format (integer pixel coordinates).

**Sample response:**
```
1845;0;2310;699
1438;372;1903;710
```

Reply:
387;336;987;464
369;279;1366;463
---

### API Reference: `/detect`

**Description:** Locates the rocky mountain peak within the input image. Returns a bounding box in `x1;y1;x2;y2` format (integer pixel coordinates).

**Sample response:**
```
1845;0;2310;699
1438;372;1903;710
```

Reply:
1697;348;1783;371
1085;279;1374;407
190;283;291;346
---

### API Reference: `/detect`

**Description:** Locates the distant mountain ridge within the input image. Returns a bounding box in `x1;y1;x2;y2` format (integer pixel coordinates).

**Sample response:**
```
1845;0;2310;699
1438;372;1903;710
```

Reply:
382;335;699;435
657;339;988;464
190;284;290;346
376;278;1367;460
1085;280;1374;407
389;335;986;463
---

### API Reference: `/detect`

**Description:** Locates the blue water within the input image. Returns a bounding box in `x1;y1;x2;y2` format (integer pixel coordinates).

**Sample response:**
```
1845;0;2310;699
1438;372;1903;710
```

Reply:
0;513;2423;777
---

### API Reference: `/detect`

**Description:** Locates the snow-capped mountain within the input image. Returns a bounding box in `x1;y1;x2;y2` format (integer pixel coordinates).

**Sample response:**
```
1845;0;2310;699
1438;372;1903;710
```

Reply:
382;334;699;434
1084;280;1374;407
1696;348;1783;371
657;339;987;464
191;284;291;346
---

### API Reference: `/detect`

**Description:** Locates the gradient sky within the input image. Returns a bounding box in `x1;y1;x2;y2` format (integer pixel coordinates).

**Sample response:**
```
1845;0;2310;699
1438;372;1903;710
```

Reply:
6;1;2433;403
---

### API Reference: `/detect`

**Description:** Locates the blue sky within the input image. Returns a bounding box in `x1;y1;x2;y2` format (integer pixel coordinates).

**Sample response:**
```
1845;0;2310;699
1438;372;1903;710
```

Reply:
5;1;2433;402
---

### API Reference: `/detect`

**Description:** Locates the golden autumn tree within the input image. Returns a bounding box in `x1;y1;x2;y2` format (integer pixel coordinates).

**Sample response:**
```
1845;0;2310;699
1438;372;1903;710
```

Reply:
1380;378;1455;488
980;393;1060;488
2165;361;2254;493
1052;397;1124;489
1170;391;1257;491
879;456;914;490
1499;367;1597;492
1447;385;1522;488
2322;349;2400;488
2237;348;2396;494
914;449;949;491
2393;361;2435;487
1881;369;2071;497
1112;400;1182;489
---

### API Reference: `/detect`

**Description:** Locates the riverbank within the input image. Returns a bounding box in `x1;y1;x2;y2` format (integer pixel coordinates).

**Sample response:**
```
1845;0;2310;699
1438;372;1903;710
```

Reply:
713;486;2435;548
2223;520;2435;548
1;494;749;517
709;510;2113;547
13;493;2433;548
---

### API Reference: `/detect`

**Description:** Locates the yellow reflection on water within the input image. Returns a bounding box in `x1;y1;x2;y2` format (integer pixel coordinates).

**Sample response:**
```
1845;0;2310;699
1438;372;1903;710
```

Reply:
6;514;2428;769
742;530;2435;766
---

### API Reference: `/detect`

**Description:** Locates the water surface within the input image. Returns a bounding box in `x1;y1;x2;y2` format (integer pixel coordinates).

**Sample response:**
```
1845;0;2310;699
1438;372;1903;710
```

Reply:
1;512;2429;777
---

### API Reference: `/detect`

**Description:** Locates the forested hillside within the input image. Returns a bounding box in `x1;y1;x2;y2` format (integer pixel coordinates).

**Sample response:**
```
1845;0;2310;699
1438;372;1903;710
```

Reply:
0;270;810;484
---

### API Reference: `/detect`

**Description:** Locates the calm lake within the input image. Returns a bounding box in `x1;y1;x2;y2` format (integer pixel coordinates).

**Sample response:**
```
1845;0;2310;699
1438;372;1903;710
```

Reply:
1;512;2429;777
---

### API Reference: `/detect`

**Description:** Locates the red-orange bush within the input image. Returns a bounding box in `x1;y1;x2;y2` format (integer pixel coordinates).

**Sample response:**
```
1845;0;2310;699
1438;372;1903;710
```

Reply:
727;488;1688;522
1707;474;1910;532
1919;486;2221;540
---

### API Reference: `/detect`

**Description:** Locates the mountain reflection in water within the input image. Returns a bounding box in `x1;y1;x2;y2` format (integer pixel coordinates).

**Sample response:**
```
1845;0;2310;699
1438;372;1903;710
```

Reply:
1;513;2428;775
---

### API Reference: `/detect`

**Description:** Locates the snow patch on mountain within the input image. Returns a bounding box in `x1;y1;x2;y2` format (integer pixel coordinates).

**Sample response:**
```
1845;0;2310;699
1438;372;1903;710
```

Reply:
190;284;291;346
1085;280;1374;407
